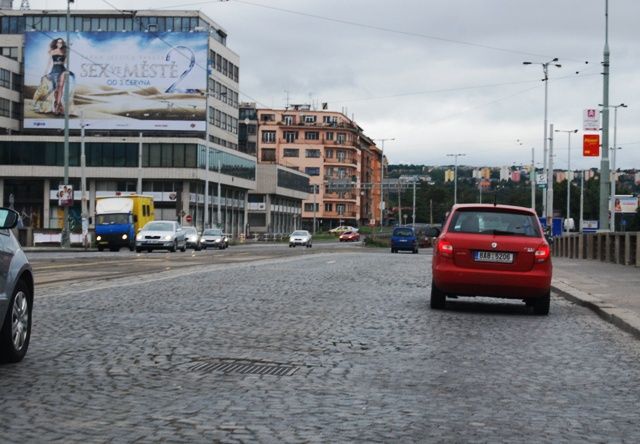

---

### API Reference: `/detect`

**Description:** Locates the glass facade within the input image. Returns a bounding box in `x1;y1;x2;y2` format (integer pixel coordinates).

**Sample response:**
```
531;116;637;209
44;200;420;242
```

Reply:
198;145;256;181
2;15;207;34
278;169;309;193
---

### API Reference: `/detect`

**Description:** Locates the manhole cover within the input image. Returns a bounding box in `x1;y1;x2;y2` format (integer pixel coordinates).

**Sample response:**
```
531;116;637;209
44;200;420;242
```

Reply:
188;359;299;376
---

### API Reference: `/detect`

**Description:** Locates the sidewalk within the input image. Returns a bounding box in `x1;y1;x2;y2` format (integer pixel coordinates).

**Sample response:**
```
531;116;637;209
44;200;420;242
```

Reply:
552;257;640;339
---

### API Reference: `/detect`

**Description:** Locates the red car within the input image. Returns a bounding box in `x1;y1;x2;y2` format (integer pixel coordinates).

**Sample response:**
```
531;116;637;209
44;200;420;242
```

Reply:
429;204;552;315
339;231;360;242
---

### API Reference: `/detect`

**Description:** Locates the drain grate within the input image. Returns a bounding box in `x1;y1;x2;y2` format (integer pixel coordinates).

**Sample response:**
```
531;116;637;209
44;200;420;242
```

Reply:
188;359;299;376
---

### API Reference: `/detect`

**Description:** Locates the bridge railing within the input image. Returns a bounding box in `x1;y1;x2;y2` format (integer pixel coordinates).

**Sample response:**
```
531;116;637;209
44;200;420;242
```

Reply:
552;232;640;267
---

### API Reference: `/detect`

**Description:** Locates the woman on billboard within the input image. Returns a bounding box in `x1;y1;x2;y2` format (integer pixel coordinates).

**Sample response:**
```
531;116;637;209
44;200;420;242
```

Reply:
38;38;75;115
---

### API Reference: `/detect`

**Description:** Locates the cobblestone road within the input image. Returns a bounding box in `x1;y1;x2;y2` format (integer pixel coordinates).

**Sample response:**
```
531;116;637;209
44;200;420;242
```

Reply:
2;251;640;443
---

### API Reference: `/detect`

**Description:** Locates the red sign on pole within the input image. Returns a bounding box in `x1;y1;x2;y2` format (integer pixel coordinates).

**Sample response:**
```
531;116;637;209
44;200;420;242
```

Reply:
185;214;192;223
583;134;600;157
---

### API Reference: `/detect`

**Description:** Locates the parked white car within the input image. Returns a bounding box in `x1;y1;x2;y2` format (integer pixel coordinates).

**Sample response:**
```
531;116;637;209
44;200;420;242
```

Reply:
135;220;187;253
289;230;312;248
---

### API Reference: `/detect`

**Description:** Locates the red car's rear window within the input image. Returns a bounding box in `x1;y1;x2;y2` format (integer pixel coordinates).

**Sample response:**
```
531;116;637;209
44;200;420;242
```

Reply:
449;209;541;237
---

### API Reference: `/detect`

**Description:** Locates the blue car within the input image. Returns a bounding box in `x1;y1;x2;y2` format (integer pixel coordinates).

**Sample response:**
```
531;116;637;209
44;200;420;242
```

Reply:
391;226;419;254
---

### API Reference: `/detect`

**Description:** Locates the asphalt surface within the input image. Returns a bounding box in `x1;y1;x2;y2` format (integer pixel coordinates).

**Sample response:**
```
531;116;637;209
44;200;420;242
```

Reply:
1;248;639;442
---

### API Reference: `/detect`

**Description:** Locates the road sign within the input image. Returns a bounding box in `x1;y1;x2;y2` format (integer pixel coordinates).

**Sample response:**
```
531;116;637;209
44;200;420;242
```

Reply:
583;108;599;131
583;134;600;157
185;214;192;223
536;173;547;185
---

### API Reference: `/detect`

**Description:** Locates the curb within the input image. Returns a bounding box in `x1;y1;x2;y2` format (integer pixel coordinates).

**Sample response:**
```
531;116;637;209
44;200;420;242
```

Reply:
552;281;640;340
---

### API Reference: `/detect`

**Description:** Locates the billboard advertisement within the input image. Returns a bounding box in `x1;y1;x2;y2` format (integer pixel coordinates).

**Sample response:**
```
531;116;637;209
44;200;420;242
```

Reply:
613;195;639;214
24;32;208;131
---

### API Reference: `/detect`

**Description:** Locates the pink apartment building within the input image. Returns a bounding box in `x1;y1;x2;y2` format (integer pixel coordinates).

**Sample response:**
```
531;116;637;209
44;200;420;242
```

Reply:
255;105;382;230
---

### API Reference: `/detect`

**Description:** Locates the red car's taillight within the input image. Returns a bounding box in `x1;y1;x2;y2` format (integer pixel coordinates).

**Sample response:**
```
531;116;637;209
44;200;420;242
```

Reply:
534;244;550;262
437;239;454;257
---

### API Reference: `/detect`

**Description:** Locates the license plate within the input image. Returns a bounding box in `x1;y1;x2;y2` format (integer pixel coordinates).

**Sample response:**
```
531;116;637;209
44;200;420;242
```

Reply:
474;251;514;263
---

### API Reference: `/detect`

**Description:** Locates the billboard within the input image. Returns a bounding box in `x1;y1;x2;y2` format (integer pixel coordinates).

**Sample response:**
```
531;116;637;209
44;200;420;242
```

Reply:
24;32;208;131
613;196;639;214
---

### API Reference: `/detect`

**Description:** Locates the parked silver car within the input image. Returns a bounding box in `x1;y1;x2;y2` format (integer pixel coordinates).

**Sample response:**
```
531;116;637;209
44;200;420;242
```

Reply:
135;220;187;253
200;228;228;250
0;208;34;363
289;230;312;248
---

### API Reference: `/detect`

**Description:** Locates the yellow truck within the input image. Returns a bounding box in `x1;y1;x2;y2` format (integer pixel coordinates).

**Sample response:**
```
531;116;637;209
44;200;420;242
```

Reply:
95;195;155;251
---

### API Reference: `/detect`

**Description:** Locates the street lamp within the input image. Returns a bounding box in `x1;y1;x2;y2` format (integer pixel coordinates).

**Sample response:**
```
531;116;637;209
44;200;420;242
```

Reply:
599;102;627;231
60;0;73;248
554;128;578;231
447;153;466;204
518;139;536;212
374;138;395;230
523;58;561;218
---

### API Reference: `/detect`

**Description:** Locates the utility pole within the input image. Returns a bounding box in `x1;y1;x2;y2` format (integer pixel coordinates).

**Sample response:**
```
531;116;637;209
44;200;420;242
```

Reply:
312;184;317;235
412;177;416;228
137;132;143;195
546;124;555;228
397;180;402;226
447;153;466;204
61;0;72;248
599;102;627;230
523;57;562;218
580;170;585;233
374;138;395;230
80;112;88;249
599;0;611;232
531;147;536;211
217;158;222;229
554;128;578;231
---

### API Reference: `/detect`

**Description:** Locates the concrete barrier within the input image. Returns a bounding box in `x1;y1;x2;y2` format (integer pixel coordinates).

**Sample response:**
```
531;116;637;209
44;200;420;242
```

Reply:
552;232;640;267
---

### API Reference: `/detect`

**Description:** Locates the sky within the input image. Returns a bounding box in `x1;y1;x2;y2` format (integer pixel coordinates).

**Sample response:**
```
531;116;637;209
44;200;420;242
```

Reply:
25;0;640;170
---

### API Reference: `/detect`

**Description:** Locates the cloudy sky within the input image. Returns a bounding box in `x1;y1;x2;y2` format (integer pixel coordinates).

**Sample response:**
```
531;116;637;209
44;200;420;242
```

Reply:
28;0;640;169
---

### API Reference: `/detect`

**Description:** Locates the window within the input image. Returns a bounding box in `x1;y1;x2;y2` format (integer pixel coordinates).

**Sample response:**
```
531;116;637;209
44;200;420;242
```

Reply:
336;204;346;215
261;114;275;122
337;133;346;144
261;148;276;162
304;203;319;212
303;115;316;123
305;131;319;140
262;131;276;143
326;131;334;141
0;68;10;89
305;167;320;176
324;203;333;212
305;149;321;158
283;149;299;158
323;115;337;124
337;150;346;162
284;131;297;143
283;115;294;125
0;98;9;118
247;124;256;135
325;149;334;159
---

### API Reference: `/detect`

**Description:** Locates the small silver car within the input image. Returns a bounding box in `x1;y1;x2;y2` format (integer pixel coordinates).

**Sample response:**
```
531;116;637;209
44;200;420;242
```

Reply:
289;230;312;248
200;228;228;250
183;226;201;251
135;220;187;253
0;208;34;363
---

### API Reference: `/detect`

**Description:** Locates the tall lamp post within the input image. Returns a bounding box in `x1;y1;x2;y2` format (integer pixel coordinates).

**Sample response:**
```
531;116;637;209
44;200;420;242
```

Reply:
554;128;578;231
447;153;466;204
60;0;73;248
599;102;627;231
523;58;561;218
375;138;395;230
598;0;611;231
518;139;536;212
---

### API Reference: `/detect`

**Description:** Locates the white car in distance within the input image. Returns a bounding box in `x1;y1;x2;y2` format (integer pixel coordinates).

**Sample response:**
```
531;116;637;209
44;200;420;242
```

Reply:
289;230;312;248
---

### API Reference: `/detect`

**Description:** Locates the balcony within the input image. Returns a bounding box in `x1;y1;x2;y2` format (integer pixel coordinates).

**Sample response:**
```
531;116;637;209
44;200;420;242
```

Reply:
324;192;358;201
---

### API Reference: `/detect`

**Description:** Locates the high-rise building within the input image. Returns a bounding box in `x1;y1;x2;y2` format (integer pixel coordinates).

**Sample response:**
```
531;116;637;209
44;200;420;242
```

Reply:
0;8;256;241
